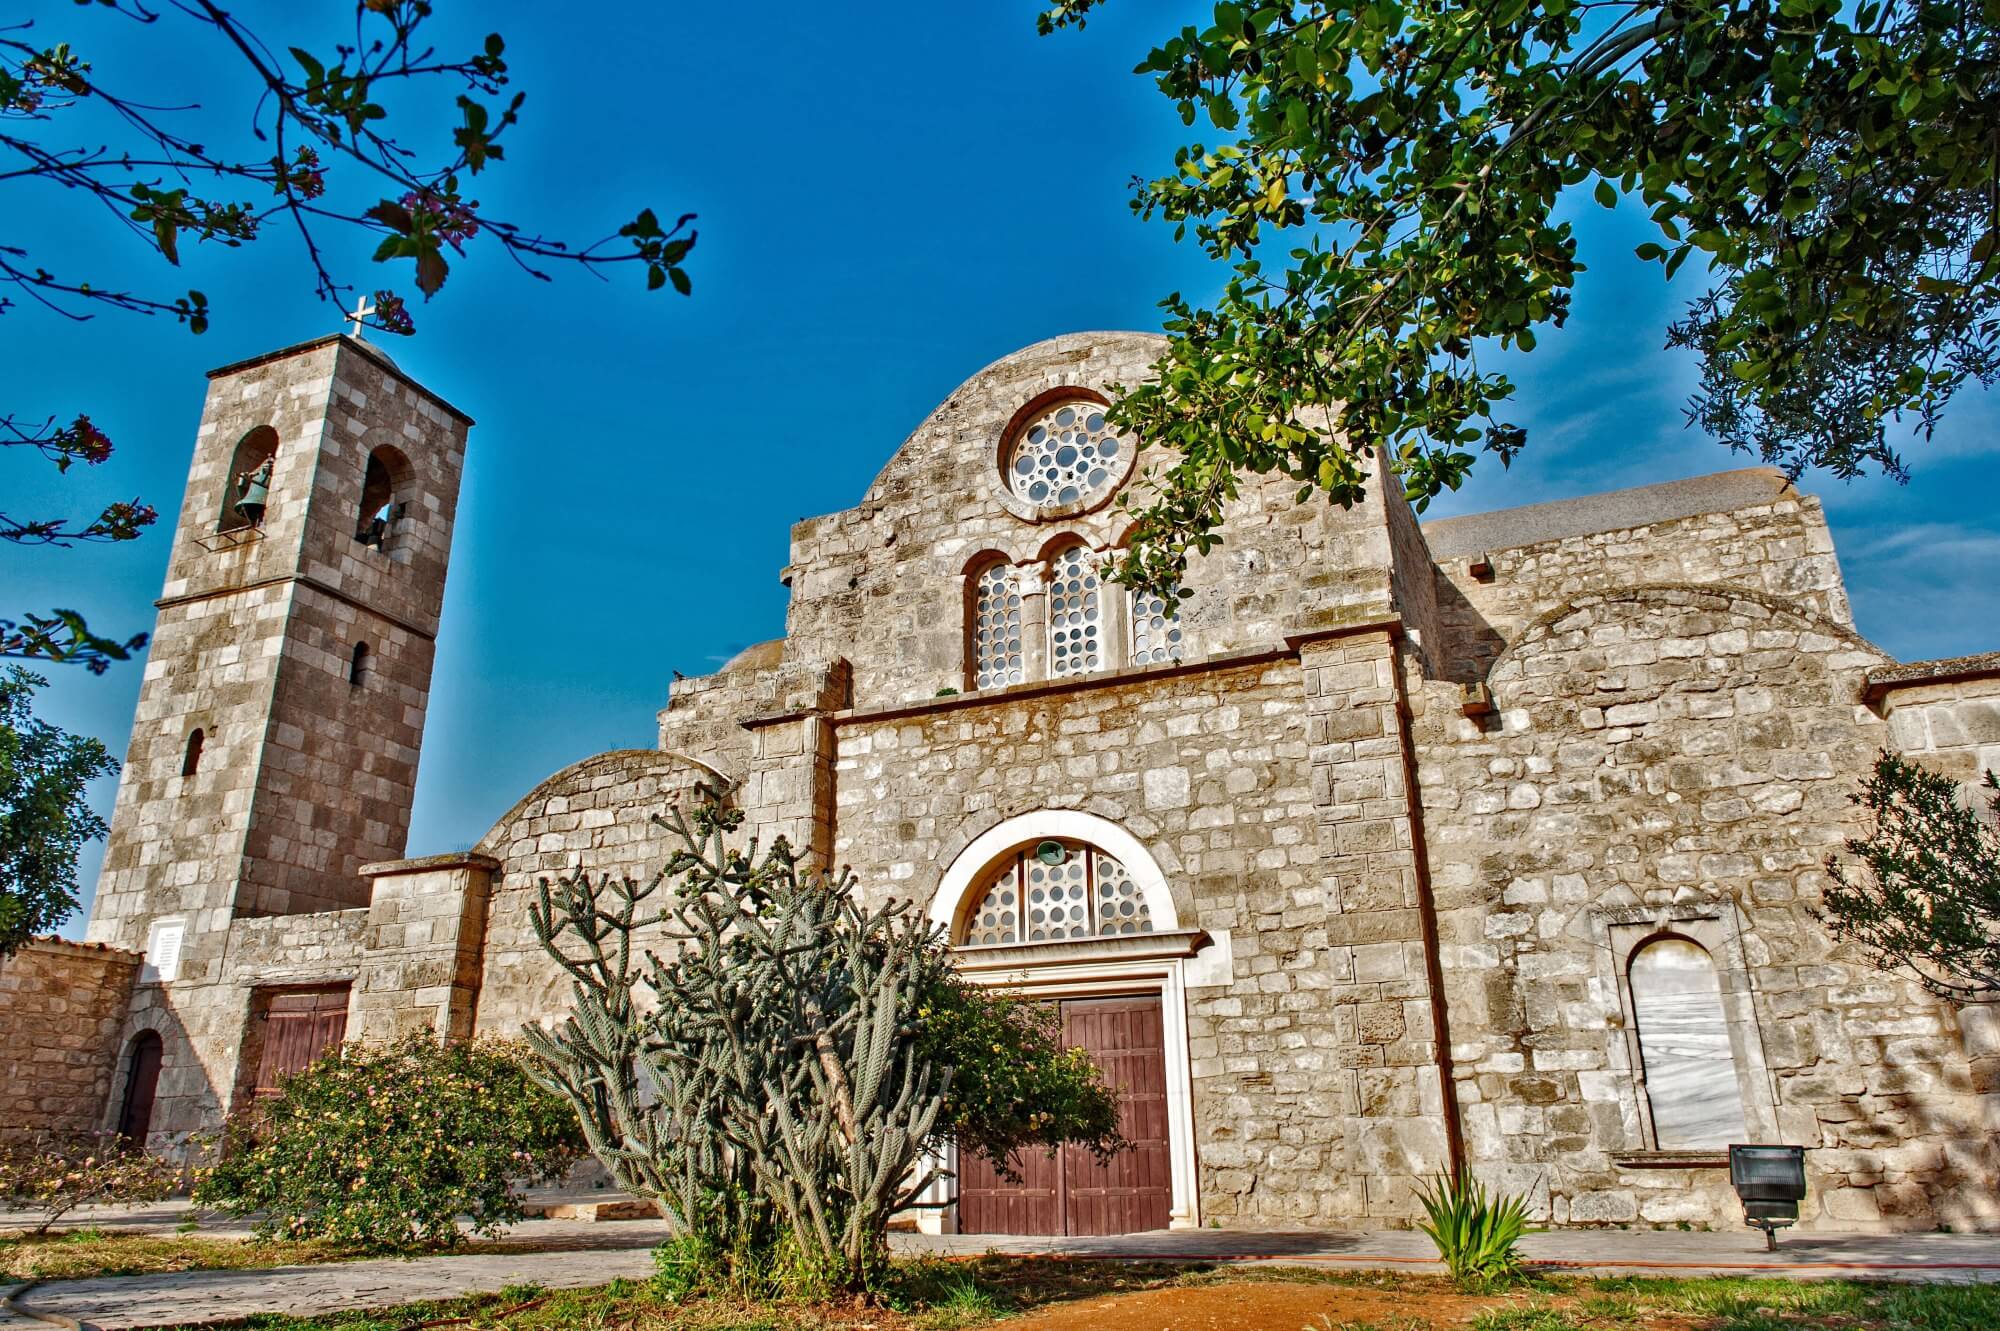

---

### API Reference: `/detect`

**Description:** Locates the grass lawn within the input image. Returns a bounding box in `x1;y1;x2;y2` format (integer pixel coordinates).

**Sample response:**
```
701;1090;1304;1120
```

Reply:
104;1259;2000;1331
0;1226;652;1283
0;1227;359;1281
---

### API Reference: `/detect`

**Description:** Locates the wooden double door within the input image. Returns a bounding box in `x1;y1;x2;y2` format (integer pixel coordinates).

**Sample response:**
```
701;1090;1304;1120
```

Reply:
957;995;1173;1236
252;986;350;1099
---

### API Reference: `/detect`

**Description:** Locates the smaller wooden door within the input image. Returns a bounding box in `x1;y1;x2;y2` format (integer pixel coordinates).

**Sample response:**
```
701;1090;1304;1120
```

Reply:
253;987;350;1099
117;1031;163;1142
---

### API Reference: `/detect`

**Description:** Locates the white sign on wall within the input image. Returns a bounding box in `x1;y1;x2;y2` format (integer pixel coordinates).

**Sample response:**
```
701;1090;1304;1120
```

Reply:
141;920;185;983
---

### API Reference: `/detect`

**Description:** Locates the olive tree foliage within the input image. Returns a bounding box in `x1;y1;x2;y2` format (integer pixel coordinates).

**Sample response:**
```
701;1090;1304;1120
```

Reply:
1822;752;2000;1002
0;667;120;953
3;0;696;670
1041;1;2000;597
523;801;1120;1293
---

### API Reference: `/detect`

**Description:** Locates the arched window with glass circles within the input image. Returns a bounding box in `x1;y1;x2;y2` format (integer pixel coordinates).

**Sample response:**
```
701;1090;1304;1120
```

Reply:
959;839;1155;946
969;560;1025;690
1129;584;1184;666
1047;542;1103;678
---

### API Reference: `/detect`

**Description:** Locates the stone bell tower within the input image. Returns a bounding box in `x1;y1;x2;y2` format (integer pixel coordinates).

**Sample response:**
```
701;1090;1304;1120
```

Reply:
85;335;474;990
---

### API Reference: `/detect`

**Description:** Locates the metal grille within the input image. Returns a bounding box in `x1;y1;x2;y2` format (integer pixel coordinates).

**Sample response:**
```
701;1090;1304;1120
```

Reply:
971;562;1025;690
1093;854;1153;935
1006;400;1122;509
1130;587;1184;666
959;843;1156;945
1024;854;1090;941
963;859;1020;946
1048;545;1102;678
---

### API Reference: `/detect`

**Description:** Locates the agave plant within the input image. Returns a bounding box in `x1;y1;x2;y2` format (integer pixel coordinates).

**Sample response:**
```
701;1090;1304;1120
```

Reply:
1414;1173;1539;1284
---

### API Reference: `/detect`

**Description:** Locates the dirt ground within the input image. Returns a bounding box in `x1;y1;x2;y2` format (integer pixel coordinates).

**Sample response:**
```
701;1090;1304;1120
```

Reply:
1002;1278;1513;1331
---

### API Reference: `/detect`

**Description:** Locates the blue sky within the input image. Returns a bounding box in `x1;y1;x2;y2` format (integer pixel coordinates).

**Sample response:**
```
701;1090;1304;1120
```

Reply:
11;3;1996;935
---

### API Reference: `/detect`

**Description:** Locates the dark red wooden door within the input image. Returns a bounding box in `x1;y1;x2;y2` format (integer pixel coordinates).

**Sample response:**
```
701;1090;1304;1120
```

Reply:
254;988;350;1099
117;1031;163;1142
957;995;1172;1235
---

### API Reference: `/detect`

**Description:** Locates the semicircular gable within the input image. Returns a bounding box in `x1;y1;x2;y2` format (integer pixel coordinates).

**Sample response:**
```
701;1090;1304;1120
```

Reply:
472;748;722;1040
473;748;727;858
857;331;1166;519
1487;584;1890;715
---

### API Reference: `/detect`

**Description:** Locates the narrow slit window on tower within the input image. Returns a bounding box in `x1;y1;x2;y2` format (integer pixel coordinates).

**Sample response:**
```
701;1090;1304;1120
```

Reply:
181;728;204;777
349;642;371;688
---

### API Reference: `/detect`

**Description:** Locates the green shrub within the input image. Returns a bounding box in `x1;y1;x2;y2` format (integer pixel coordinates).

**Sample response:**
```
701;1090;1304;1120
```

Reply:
917;980;1122;1176
1414;1173;1539;1285
0;1131;179;1235
194;1032;584;1251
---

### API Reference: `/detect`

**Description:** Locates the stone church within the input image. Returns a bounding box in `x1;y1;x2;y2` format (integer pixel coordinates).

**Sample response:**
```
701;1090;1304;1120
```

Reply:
2;329;1996;1235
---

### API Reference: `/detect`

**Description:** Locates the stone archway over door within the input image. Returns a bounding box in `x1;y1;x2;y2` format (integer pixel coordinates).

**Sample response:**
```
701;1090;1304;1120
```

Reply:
958;995;1172;1236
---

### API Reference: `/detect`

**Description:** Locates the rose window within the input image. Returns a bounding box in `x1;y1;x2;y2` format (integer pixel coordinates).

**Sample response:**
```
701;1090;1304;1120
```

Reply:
1005;400;1123;510
959;841;1155;946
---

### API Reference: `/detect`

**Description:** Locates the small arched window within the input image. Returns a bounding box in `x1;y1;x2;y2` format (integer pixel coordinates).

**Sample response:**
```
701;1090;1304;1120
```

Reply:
960;840;1153;946
1047;543;1102;678
217;426;279;533
970;561;1024;690
181;728;204;777
348;642;371;688
355;445;413;549
1130;585;1184;666
1629;936;1750;1149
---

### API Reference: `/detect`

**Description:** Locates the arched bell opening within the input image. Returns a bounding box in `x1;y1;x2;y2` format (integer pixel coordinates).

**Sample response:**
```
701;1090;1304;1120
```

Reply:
217;426;279;533
355;445;414;550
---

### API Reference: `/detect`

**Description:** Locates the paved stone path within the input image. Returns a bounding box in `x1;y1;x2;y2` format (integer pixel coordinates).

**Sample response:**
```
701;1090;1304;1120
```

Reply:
4;1201;1997;1330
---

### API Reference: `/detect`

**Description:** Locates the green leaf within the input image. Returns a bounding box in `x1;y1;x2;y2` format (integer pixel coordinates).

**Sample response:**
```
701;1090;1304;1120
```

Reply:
1594;179;1616;209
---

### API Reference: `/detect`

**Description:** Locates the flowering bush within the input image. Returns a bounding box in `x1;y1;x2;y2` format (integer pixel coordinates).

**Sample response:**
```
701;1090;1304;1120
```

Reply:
194;1033;584;1252
916;979;1122;1177
0;1131;179;1235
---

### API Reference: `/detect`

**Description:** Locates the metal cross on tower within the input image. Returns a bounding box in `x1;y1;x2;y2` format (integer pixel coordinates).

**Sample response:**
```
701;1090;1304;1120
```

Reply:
344;295;377;336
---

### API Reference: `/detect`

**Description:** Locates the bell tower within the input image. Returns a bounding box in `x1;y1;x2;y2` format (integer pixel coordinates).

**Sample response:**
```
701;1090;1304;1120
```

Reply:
85;335;474;985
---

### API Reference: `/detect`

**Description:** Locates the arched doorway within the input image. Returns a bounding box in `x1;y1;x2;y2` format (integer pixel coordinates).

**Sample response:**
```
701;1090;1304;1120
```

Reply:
925;810;1207;1235
117;1031;163;1143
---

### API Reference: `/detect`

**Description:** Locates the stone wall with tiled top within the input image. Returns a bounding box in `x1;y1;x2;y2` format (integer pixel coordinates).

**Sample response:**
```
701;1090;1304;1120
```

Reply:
1412;585;1996;1231
1870;656;2000;789
0;939;140;1140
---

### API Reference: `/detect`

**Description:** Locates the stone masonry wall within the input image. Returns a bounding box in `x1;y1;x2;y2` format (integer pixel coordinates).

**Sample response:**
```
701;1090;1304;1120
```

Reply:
0;939;140;1140
778;333;1399;711
829;653;1449;1225
1414;585;1995;1231
472;750;710;1038
1424;476;1852;686
1872;660;2000;789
